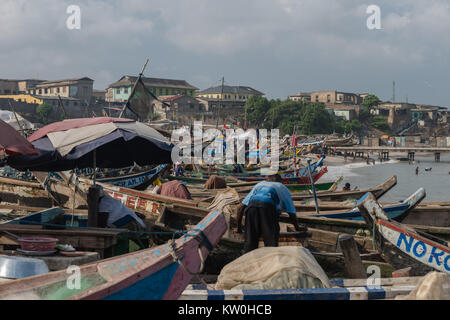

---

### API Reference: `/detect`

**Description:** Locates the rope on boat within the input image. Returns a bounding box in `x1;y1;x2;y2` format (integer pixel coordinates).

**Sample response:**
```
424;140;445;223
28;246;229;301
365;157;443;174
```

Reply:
42;173;54;205
372;223;376;250
167;233;211;287
70;178;79;227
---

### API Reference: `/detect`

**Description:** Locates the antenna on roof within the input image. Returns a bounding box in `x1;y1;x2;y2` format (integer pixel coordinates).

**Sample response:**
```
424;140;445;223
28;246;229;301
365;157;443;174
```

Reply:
140;59;149;77
392;80;396;102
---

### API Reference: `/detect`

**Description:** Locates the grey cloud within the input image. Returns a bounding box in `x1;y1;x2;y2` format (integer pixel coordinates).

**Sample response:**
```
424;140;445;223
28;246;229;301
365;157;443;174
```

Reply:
0;0;449;106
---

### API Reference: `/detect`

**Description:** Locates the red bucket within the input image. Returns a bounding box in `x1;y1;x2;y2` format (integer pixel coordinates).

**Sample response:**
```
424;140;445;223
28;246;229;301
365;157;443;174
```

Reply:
18;237;58;252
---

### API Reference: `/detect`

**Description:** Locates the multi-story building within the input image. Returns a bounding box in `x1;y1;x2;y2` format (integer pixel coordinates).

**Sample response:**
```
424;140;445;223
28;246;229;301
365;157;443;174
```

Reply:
310;90;363;105
17;79;46;93
0;79;20;95
92;90;106;103
196;85;264;105
288;93;311;102
327;105;360;121
0;93;84;109
107;76;198;103
28;77;94;104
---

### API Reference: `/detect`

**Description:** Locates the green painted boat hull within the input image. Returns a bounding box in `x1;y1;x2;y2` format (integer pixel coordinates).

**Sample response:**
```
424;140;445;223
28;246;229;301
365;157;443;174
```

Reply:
287;181;335;192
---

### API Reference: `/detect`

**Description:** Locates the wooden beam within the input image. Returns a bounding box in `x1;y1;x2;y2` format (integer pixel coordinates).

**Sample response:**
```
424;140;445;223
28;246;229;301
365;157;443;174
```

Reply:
87;185;102;228
338;234;367;279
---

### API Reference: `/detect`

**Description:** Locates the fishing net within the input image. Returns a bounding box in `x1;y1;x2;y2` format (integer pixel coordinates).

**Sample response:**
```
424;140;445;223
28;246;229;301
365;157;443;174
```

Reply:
215;246;332;290
395;272;450;300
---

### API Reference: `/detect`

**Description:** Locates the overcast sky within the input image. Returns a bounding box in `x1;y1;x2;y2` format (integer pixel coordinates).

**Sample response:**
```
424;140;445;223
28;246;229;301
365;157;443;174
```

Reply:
1;0;449;107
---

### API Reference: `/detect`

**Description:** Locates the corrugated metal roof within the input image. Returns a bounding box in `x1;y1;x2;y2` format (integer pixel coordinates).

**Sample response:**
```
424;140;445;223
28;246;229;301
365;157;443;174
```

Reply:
109;76;198;90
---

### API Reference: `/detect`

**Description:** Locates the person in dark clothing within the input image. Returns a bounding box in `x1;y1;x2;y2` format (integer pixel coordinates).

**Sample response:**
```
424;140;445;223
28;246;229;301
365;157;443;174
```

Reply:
236;174;306;253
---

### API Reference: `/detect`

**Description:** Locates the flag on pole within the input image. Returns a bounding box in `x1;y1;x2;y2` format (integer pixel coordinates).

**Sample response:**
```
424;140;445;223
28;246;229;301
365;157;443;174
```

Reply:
120;77;169;121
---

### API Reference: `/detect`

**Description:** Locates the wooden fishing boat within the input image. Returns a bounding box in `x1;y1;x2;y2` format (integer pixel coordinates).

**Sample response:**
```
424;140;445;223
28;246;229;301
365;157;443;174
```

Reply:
0;175;86;209
0;209;227;300
180;281;417;300
234;166;328;184
324;135;356;147
0;176;54;208
96;164;168;190
170;173;338;193
357;192;450;276
290;175;397;202
295;187;425;222
71;175;209;223
291;200;450;228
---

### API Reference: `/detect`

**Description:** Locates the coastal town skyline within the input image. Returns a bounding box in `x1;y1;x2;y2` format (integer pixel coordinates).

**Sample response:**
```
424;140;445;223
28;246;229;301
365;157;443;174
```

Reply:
1;1;450;107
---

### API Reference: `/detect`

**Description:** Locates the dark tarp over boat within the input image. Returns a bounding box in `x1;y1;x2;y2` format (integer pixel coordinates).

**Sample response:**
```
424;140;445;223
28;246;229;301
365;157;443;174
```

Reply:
0;119;39;157
6;117;174;172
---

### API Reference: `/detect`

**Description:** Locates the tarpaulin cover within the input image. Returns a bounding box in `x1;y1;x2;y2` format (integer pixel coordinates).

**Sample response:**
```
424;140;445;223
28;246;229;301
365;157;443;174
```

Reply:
0;119;39;156
7;118;174;171
28;117;134;142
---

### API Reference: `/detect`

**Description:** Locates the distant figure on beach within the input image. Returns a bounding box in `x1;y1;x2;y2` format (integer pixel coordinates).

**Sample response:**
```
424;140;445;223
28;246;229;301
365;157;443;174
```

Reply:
342;183;351;191
172;162;184;177
416;167;419;175
236;174;306;253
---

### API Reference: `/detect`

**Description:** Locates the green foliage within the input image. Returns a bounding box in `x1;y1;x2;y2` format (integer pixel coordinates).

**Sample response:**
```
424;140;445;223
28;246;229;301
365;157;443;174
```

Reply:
359;94;381;122
244;98;336;135
299;103;335;135
36;103;54;124
369;115;390;132
264;100;305;134
361;94;381;109
335;119;362;134
244;96;272;127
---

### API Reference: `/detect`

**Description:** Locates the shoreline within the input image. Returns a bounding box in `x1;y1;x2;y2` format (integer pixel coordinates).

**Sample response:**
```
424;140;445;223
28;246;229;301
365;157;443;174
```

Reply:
321;152;449;168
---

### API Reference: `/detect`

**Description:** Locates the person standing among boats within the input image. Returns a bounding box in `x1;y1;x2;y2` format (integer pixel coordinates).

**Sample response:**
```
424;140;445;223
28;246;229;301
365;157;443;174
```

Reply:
156;180;193;200
97;191;148;248
236;174;307;253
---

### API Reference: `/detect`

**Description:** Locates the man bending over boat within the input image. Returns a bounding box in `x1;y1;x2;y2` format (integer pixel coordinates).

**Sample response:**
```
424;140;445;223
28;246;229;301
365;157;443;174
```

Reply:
97;191;148;247
236;174;307;253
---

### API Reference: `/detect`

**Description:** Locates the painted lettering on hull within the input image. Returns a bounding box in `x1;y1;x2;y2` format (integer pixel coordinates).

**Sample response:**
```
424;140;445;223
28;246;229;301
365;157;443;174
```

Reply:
389;228;450;273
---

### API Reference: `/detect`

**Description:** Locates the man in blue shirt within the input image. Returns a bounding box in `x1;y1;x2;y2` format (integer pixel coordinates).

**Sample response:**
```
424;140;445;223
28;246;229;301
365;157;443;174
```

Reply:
236;175;307;253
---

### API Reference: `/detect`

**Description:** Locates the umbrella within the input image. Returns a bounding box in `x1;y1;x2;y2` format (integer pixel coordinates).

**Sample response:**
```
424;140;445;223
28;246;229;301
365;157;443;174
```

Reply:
6;117;174;174
0;119;39;157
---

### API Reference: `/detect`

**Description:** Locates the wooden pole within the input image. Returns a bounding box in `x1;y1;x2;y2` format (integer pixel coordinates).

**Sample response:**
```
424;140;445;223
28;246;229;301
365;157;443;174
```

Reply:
338;234;366;279
93;149;97;186
119;59;150;119
307;159;319;214
57;95;67;118
8;100;25;133
87;184;102;228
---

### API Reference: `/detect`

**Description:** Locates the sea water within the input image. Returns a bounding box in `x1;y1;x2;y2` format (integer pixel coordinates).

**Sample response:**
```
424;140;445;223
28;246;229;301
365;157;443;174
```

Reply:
326;155;450;202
